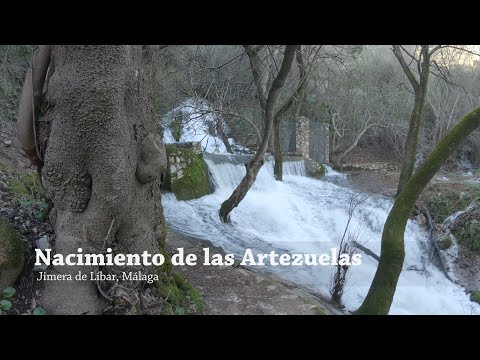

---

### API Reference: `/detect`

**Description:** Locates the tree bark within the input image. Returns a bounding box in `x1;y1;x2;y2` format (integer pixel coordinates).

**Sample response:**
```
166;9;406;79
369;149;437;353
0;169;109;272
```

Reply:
396;89;428;195
394;45;430;197
17;45;51;166
219;45;298;222
216;118;233;154
36;46;168;314
273;121;283;181
335;122;375;164
273;46;308;181
356;105;480;315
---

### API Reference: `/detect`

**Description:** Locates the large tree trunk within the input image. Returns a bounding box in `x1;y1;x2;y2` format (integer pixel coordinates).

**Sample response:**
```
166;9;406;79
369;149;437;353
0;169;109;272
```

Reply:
356;105;480;315
273;122;283;181
219;45;298;222
37;46;167;314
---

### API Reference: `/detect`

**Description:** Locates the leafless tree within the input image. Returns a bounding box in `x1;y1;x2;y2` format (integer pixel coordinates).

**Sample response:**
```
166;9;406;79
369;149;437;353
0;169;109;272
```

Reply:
219;45;299;222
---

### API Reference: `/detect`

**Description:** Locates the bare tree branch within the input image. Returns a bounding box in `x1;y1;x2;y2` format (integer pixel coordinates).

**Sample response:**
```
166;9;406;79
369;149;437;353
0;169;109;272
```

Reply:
392;45;420;93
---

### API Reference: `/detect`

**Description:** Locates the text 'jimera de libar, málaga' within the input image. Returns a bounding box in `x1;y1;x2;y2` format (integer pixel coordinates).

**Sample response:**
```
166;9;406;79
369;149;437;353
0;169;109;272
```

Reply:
35;247;362;267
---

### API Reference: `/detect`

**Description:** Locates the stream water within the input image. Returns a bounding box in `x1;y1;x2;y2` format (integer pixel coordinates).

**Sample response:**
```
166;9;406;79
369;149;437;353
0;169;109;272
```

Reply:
162;154;480;314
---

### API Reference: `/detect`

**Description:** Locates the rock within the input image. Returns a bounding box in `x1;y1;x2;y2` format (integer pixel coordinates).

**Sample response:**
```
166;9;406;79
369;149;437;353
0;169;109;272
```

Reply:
36;235;51;251
162;144;212;200
0;218;25;289
0;181;9;192
416;214;427;226
4;140;12;147
437;234;453;250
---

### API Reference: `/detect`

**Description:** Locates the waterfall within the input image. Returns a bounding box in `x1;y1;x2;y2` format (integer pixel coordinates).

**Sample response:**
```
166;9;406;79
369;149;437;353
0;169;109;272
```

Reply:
162;153;480;315
203;153;306;193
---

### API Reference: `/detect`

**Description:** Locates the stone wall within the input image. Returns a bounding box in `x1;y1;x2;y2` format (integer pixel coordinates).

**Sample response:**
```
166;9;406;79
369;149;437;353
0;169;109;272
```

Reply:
280;117;329;165
309;121;329;164
296;116;310;158
162;142;212;200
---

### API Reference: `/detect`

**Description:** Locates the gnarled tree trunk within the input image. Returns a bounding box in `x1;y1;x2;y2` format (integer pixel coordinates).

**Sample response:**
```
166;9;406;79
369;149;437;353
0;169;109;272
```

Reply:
356;105;480;315
29;46;167;314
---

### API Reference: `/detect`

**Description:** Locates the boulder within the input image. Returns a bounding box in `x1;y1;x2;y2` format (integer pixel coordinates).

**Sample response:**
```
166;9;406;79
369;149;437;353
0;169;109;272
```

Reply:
162;144;212;200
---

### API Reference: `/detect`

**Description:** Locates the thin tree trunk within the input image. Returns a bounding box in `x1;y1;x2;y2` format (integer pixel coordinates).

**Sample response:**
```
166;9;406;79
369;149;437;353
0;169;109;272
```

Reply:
356;105;480;315
394;45;430;197
216;119;233;154
396;90;428;196
219;45;298;222
336;122;374;164
273;121;283;181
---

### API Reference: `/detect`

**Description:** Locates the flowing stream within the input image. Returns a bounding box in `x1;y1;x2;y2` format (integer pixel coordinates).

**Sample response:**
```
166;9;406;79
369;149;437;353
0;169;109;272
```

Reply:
162;154;480;314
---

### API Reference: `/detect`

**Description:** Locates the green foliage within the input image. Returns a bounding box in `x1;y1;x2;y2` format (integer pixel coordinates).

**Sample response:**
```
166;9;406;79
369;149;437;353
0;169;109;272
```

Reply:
2;287;16;298
6;178;29;196
157;271;204;315
0;286;16;314
454;219;480;253
4;172;50;222
424;183;480;223
437;235;453;250
33;306;46;315
470;291;480;305
0;299;12;311
174;307;185;315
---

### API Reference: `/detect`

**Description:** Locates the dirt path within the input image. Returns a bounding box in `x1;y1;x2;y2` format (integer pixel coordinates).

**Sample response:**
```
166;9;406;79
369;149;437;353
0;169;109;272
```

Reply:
165;230;344;315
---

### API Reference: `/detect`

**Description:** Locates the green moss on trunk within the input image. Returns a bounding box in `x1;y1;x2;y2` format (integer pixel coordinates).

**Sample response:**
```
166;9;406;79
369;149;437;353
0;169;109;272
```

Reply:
357;106;480;315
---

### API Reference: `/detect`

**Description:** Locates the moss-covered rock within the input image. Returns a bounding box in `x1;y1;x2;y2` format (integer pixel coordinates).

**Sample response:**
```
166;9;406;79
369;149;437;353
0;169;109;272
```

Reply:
470;291;480;304
156;271;204;314
0;218;24;290
437;234;453;250
163;145;212;200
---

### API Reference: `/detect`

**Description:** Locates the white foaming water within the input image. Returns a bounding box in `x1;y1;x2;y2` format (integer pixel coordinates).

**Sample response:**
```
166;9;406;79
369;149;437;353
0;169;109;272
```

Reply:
324;164;347;178
162;155;479;315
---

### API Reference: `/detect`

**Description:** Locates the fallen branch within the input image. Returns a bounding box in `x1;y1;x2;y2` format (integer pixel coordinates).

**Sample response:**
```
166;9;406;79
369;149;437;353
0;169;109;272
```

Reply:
447;202;480;231
420;206;458;284
352;241;379;262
